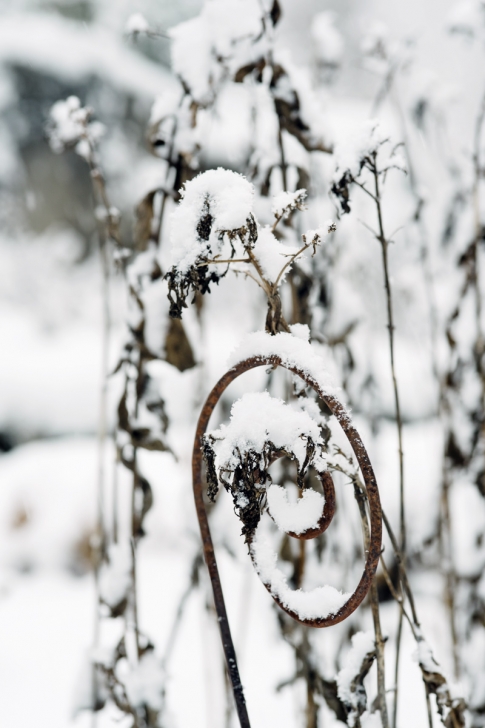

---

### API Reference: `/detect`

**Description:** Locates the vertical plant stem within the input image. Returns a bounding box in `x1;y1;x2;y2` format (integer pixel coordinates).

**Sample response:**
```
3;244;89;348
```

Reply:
88;142;113;725
370;155;405;728
354;484;389;728
441;469;460;677
278;125;288;192
472;93;485;440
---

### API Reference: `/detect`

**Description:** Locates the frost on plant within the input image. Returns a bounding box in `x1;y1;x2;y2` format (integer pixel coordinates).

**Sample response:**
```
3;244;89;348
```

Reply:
166;170;335;330
47;96;105;158
166;168;257;317
336;631;378;728
331;120;406;214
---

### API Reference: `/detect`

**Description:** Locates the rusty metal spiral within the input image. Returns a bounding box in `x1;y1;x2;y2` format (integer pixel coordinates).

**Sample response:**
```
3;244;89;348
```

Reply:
192;355;382;728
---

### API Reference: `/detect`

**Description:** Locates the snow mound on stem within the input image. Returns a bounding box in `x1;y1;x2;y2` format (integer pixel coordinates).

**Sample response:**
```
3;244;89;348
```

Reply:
337;630;376;703
251;524;349;619
209;391;325;473
267;485;324;534
169;168;254;275
228;329;341;399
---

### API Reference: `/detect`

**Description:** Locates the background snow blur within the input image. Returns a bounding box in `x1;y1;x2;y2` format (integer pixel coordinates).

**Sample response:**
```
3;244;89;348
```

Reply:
0;0;483;727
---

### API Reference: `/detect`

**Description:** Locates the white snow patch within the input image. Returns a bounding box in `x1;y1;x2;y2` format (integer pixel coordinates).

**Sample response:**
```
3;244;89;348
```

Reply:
252;226;298;284
267;485;324;534
337;630;376;704
361;710;383;728
122;652;165;711
251;523;349;619
169;0;264;104
271;189;307;219
125;13;150;36
48;96;104;156
169;168;254;274
333;119;387;180
208;391;325;473
447;1;485;36
99;543;132;609
311;12;344;66
228;330;341;399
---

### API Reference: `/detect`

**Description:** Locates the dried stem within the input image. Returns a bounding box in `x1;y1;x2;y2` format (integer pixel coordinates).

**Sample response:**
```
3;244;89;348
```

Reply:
353;483;389;728
367;152;406;728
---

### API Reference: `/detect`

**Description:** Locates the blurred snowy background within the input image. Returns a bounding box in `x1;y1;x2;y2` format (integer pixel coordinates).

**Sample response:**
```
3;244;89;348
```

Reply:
0;0;484;727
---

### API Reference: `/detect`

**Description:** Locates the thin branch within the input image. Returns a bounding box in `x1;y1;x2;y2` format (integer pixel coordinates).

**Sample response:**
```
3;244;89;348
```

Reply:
352;177;379;202
368;151;406;728
197;258;252;267
353;483;389;728
273;241;313;289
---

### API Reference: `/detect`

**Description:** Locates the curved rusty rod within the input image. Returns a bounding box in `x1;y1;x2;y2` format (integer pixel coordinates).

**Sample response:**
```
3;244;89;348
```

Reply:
192;355;382;727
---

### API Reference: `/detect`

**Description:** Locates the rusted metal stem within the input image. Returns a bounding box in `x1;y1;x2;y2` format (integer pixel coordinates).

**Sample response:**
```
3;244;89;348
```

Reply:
192;356;382;725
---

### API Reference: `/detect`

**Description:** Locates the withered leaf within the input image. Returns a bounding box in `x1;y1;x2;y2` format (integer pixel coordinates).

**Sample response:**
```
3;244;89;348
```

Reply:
134;190;157;251
165;317;196;371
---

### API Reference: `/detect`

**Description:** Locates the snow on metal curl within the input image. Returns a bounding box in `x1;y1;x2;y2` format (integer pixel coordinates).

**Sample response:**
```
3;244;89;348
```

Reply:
191;346;382;727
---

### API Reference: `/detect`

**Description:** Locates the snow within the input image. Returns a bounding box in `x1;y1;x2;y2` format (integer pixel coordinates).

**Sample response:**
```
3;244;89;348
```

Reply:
303;221;336;244
336;630;375;703
271;189;307;220
332;119;387;181
413;636;439;672
125;13;150;36
266;485;324;534
122;652;165;710
1;0;483;724
250;523;350;620
251;226;298;284
361;711;383;728
228;330;342;399
99;543;132;609
447;1;485;37
48;97;104;156
311;12;344;66
169;168;254;274
207;391;326;473
169;0;265;104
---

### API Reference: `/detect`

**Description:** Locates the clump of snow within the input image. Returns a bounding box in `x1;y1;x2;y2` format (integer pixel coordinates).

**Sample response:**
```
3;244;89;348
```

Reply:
361;711;383;728
272;189;307;220
125;13;150;36
267;485;324;534
332;119;386;181
289;323;311;341
99;543;132;609
251;226;298;284
208;391;326;474
311;12;344;66
412;629;441;673
149;87;183;126
447;1;485;37
169;168;254;274
47;96;104;157
337;630;376;704
122;652;165;711
169;0;265;104
149;88;200;161
251;523;349;619
228;330;341;399
303;221;336;245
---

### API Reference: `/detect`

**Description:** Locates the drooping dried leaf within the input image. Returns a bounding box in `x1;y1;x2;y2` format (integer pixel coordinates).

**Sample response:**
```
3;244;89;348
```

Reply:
134;190;157;251
164;317;196;371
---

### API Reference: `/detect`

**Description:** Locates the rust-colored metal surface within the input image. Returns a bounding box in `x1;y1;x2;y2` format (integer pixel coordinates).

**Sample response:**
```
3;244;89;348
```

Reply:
192;355;382;727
